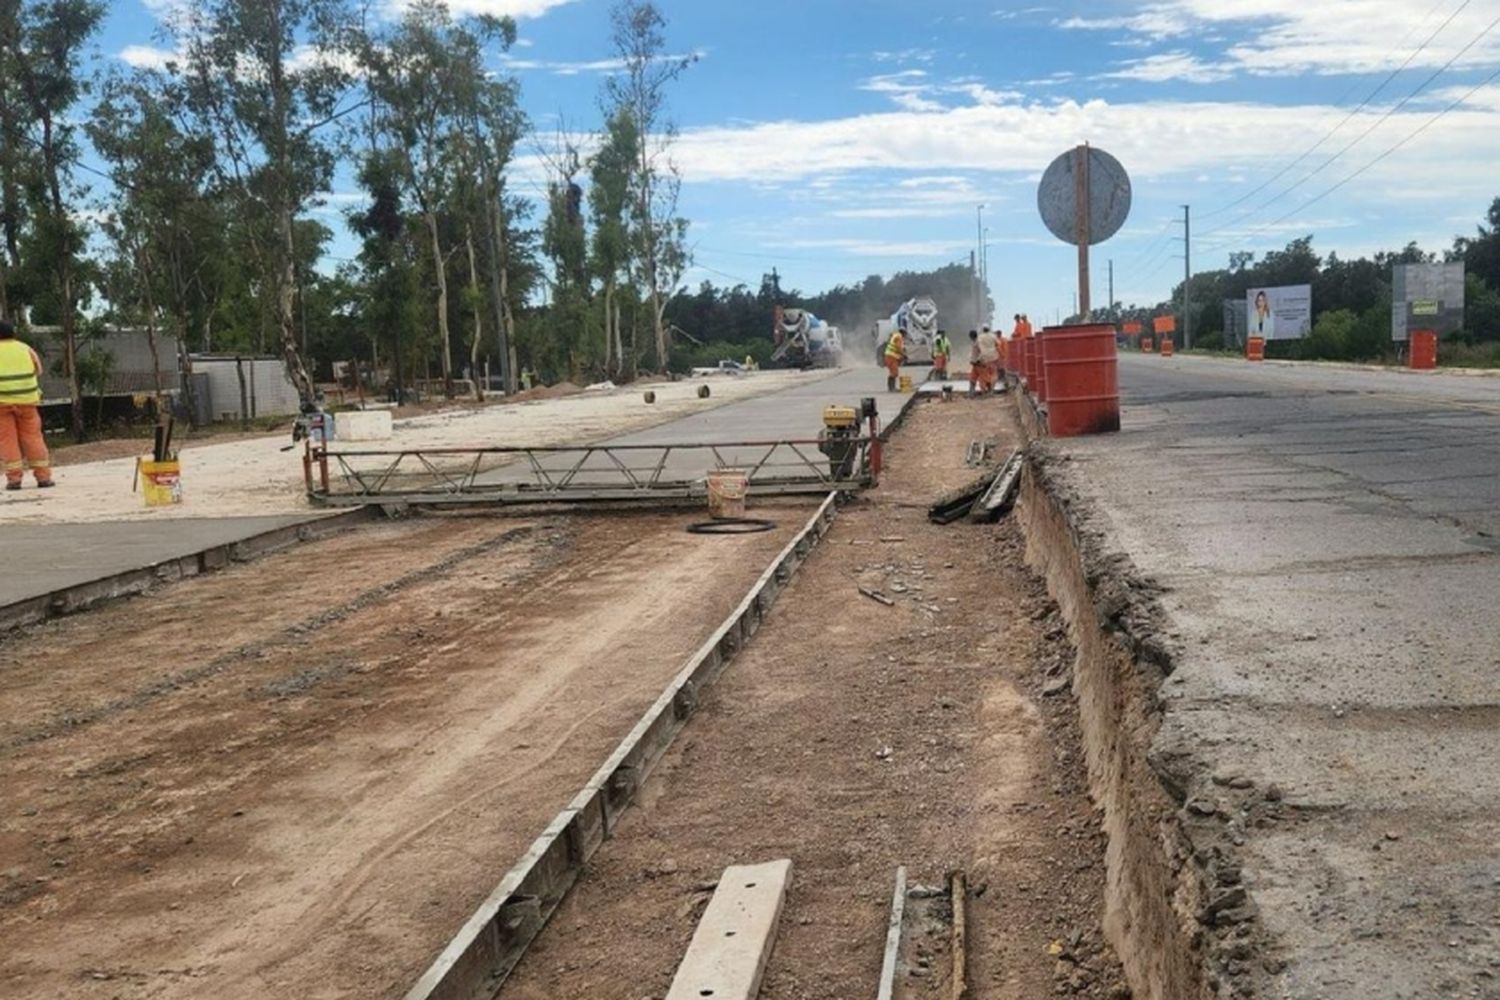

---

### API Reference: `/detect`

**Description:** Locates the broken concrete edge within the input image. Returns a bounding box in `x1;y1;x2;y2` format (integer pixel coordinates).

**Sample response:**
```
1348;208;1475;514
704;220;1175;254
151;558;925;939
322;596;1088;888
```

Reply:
0;509;377;636
1016;439;1281;999
878;383;925;441
402;491;841;1000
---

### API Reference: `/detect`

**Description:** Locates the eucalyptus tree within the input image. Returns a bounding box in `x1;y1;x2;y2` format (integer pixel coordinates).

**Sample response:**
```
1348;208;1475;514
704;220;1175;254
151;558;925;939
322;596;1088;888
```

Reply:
360;2;519;398
173;0;355;404
589;108;637;377
602;0;694;372
1;0;105;438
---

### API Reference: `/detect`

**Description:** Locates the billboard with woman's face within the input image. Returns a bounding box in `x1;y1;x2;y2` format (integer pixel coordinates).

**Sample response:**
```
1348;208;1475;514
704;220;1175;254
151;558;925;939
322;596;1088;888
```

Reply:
1247;285;1312;340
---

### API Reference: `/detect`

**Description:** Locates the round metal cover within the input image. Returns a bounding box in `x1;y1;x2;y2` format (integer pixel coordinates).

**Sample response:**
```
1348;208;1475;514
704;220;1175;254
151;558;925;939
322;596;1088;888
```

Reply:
1037;146;1132;246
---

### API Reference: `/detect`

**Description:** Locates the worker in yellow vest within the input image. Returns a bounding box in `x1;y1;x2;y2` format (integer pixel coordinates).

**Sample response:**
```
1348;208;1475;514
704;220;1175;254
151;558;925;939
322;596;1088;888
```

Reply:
883;327;907;391
0;319;53;490
931;329;951;381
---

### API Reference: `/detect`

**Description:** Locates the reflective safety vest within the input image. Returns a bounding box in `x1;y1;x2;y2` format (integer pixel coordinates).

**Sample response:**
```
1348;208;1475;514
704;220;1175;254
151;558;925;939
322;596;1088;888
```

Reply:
0;339;41;405
885;332;905;358
933;335;950;358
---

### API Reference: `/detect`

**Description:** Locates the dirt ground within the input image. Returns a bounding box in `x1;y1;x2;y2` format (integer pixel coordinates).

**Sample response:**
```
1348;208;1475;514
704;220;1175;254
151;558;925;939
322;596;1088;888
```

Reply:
0;505;813;999
503;396;1129;999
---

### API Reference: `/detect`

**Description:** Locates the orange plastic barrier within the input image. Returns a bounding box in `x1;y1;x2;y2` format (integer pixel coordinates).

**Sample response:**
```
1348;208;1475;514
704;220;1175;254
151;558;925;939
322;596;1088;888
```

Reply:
1022;337;1037;389
1409;329;1437;370
1042;324;1120;437
1160;337;1175;357
1247;336;1265;362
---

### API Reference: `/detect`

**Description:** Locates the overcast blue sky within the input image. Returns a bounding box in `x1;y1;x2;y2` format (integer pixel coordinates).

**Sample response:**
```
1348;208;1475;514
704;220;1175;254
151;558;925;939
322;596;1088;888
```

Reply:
105;0;1500;323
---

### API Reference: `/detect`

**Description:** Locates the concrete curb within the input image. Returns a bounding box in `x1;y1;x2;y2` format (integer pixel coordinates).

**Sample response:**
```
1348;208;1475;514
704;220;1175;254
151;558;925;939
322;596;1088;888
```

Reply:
403;492;841;1000
0;509;376;635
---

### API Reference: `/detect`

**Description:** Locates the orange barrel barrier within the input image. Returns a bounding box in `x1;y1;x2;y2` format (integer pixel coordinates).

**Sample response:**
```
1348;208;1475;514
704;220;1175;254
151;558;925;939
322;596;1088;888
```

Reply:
1042;323;1120;437
1141;337;1153;352
1247;336;1265;362
1032;331;1049;403
1409;329;1437;370
1161;337;1175;358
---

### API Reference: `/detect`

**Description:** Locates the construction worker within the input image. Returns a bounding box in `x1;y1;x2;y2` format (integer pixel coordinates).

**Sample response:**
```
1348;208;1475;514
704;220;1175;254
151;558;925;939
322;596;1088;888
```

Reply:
969;328;1000;396
1021;314;1034;338
931;329;951;381
884;327;907;391
1012;314;1025;339
0;318;53;490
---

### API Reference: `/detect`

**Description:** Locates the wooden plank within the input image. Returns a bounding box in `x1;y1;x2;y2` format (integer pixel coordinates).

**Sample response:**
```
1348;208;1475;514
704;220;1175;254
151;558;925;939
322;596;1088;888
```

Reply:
666;860;793;1000
876;866;908;1000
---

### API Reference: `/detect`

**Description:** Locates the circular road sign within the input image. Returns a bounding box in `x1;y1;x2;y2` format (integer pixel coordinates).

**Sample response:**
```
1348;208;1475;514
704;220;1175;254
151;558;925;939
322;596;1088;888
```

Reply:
1037;145;1132;246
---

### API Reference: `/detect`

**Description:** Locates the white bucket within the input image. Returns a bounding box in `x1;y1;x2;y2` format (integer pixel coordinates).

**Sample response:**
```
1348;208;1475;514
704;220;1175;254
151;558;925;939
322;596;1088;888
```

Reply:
706;469;749;519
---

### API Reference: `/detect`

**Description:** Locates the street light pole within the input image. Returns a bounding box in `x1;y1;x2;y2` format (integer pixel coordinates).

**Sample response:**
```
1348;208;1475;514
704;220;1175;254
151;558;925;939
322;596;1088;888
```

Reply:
976;203;986;329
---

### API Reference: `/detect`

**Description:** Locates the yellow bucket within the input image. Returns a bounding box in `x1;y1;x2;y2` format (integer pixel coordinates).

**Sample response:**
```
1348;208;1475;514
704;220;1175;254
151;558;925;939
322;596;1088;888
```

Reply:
898;374;914;393
706;468;749;519
139;458;182;507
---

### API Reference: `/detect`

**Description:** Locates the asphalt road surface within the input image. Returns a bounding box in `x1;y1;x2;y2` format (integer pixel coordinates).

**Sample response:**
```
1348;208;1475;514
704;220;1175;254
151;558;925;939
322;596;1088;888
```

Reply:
1047;352;1500;998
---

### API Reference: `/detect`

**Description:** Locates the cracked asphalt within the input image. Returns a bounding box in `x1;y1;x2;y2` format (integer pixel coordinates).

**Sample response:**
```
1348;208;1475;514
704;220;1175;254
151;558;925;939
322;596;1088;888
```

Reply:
1044;352;1500;999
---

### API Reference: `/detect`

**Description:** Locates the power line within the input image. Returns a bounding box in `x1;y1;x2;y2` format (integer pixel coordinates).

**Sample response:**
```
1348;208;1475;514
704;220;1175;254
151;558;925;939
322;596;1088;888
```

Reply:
1197;0;1464;221
1201;62;1500;254
1200;7;1500;241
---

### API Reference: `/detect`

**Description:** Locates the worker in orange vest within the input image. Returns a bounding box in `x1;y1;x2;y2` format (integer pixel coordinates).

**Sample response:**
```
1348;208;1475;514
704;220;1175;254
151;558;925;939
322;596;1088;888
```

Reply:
1011;314;1025;339
968;329;1000;396
884;327;907;391
0;318;53;490
1021;314;1034;338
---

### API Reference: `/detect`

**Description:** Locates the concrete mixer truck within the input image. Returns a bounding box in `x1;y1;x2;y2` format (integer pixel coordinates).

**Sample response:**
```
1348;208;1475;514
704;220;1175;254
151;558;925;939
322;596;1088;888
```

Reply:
771;306;843;369
873;296;938;365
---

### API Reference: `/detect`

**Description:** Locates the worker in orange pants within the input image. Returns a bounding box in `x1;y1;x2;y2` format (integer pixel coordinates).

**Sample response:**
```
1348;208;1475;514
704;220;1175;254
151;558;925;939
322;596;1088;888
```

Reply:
883;327;907;391
0;318;53;490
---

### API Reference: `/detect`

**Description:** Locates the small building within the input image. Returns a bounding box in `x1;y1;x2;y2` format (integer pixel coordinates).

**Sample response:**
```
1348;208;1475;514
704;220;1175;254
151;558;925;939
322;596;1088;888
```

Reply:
189;355;302;422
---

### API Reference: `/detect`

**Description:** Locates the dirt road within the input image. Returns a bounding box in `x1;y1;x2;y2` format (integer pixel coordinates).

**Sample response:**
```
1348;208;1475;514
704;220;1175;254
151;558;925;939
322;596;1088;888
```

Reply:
503;396;1129;999
0;507;811;999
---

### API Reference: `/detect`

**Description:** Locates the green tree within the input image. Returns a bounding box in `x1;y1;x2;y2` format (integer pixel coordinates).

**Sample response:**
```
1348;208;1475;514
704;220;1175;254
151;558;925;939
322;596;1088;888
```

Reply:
2;0;105;439
590;108;638;378
176;0;353;405
603;0;695;372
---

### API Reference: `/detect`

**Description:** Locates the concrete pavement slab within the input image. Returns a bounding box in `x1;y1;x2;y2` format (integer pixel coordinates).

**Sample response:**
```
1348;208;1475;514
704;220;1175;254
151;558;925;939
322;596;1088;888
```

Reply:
1039;352;1500;998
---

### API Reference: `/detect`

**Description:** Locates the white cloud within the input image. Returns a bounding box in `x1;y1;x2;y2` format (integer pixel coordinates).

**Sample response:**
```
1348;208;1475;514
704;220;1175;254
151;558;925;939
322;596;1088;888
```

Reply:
386;0;579;18
501;48;704;76
1064;1;1500;78
660;92;1500;198
1104;51;1231;84
774;237;974;258
119;44;181;69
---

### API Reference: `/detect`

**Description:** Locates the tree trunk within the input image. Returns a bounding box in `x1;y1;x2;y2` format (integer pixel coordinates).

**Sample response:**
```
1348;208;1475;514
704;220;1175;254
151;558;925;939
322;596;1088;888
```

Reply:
267;0;315;407
465;228;484;402
487;192;517;395
603;279;615;378
426;210;453;399
36;107;84;441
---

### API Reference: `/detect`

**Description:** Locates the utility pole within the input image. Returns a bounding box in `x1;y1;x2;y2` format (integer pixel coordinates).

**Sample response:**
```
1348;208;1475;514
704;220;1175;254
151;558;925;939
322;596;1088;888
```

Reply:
975;203;986;329
1182;204;1193;350
1108;259;1114;320
969;250;978;330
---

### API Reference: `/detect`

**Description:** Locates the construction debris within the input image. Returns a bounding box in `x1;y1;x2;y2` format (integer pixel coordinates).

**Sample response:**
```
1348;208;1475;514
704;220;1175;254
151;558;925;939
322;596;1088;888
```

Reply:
859;585;896;606
968;449;1024;522
927;470;1001;524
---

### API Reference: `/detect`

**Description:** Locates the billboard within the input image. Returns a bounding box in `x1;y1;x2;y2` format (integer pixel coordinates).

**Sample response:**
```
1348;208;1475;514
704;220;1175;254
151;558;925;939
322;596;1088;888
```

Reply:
1246;285;1312;340
1392;263;1464;342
